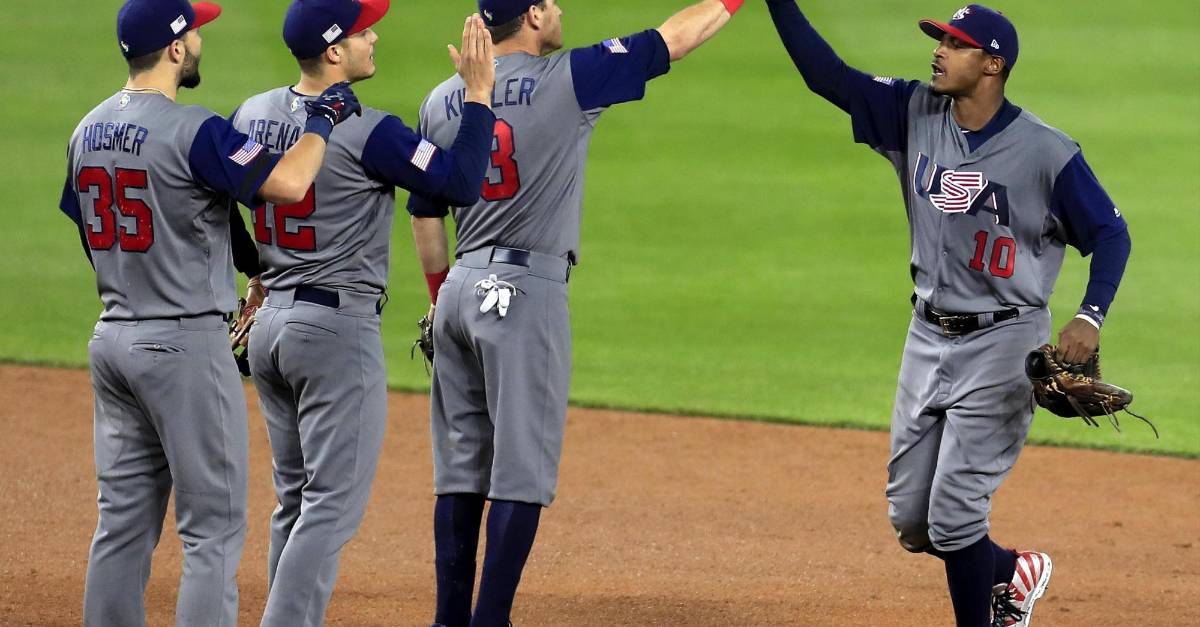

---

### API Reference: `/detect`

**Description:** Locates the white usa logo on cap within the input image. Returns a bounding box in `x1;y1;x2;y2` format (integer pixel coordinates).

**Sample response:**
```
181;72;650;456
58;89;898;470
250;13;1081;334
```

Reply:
120;41;130;53
170;15;189;34
483;9;493;21
323;24;343;43
953;6;971;20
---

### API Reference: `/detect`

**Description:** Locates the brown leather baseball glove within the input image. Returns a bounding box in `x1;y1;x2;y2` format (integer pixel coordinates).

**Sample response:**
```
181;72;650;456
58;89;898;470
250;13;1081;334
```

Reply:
1024;344;1157;438
411;313;434;373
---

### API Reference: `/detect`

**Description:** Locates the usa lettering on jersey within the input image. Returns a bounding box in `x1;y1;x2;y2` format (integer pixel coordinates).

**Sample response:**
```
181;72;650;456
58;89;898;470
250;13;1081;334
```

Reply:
912;152;1011;226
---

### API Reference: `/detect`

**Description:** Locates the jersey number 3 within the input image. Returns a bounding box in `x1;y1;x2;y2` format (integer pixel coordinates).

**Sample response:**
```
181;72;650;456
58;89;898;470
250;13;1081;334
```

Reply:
254;185;317;251
481;119;520;201
77;166;155;252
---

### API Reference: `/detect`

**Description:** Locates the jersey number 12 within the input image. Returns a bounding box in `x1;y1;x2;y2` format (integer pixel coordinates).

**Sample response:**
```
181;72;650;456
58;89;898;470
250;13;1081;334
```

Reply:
254;185;317;251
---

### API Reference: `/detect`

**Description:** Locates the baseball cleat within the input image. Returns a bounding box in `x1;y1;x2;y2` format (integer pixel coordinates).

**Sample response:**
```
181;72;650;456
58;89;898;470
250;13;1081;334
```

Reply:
991;551;1053;627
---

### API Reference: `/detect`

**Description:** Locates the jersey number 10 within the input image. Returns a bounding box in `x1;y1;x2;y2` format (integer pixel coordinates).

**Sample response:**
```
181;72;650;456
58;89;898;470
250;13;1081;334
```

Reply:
969;230;1016;279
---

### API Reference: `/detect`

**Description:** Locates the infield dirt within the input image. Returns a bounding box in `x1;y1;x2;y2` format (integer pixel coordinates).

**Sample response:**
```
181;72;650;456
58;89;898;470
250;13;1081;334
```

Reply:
1;364;1196;626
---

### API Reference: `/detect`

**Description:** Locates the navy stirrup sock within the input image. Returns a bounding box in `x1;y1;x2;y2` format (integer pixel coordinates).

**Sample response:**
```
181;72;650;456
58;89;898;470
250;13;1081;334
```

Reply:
992;542;1017;587
471;500;542;627
434;494;486;627
940;535;997;627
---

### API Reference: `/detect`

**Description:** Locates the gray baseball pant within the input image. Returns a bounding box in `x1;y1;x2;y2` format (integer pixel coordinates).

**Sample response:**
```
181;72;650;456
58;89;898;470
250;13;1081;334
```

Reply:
249;288;387;627
430;247;572;507
83;315;249;627
886;304;1050;553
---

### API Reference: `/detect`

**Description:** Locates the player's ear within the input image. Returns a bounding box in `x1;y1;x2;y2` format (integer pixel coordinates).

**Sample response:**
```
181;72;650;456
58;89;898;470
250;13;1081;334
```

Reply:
983;54;1006;78
166;39;186;65
324;42;344;67
527;4;543;31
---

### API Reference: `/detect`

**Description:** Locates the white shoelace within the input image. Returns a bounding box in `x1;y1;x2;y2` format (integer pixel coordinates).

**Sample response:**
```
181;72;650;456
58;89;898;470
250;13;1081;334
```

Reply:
473;274;520;318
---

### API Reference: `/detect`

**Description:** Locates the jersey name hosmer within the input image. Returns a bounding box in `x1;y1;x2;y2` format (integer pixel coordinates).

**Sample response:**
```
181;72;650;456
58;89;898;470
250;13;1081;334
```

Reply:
81;121;150;156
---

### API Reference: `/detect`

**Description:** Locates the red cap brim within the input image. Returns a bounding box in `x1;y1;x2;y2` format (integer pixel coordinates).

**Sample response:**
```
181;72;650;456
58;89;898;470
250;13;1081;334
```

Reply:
192;3;222;30
349;0;390;36
919;19;984;50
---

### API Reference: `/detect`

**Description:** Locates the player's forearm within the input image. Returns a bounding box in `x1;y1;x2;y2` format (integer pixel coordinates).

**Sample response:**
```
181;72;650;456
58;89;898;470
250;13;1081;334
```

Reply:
412;216;451;303
766;0;856;111
412;217;450;274
1078;228;1131;326
657;0;740;62
259;133;328;205
437;102;496;207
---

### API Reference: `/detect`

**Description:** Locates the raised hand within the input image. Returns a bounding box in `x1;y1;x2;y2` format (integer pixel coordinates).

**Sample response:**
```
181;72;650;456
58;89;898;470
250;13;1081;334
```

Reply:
448;14;495;104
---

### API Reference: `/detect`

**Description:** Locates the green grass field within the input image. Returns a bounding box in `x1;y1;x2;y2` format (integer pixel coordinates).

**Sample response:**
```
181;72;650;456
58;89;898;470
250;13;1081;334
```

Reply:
3;1;1197;456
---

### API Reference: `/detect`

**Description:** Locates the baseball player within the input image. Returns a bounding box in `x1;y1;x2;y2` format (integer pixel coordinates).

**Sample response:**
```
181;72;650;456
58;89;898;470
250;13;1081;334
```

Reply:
767;2;1132;626
58;1;359;625
408;1;744;624
228;1;497;625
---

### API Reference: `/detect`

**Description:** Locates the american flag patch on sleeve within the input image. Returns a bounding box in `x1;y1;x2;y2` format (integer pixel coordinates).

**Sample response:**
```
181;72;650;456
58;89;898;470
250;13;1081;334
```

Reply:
411;139;437;172
873;76;899;86
228;138;264;166
602;38;628;54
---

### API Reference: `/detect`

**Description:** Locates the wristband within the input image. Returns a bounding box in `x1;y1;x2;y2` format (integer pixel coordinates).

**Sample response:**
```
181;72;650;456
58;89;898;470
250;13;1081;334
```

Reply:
719;0;744;14
1075;304;1105;329
303;115;334;142
425;267;450;304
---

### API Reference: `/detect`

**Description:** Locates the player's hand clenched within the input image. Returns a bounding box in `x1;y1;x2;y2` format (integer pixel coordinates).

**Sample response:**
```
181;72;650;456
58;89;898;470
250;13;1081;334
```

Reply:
449;14;495;106
305;81;363;128
1056;317;1100;365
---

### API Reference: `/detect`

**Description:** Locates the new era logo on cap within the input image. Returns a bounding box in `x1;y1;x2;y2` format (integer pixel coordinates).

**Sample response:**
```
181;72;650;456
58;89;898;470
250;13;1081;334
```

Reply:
991;39;1000;49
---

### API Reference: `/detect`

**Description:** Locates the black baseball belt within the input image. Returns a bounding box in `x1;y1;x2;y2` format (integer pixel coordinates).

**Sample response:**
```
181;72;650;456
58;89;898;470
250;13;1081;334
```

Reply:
915;296;1019;337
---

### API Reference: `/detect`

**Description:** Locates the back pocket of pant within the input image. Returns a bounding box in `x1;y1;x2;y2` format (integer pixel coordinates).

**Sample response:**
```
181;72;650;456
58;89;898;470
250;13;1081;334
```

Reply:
285;320;338;337
130;341;186;355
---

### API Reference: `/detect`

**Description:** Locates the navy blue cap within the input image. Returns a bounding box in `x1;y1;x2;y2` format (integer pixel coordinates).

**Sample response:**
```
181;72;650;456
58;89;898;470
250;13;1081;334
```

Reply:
478;0;540;27
920;4;1019;70
283;0;390;59
117;0;221;59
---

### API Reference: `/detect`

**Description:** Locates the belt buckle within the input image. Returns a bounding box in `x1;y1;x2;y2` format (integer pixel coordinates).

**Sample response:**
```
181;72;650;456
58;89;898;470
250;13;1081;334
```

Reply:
939;315;967;337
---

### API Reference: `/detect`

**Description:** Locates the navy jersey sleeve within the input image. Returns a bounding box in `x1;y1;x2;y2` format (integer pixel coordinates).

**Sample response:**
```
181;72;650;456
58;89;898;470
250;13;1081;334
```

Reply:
228;201;262;278
406;192;449;218
569;29;671;111
364;103;495;209
58;166;93;267
1050;151;1131;315
767;0;917;153
188;115;281;207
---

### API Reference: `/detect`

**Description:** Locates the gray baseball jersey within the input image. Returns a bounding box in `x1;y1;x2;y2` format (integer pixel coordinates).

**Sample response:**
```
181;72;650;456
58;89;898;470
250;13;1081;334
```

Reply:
229;86;494;627
409;30;672;261
409;31;671;506
232;87;494;295
60;90;281;626
63;92;278;320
